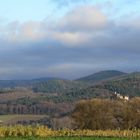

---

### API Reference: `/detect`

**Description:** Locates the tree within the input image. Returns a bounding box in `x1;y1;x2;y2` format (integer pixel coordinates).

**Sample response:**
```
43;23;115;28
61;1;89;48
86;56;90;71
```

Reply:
72;98;140;130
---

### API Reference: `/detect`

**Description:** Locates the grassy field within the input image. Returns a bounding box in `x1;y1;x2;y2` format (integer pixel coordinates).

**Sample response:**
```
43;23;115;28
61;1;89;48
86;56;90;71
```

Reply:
0;115;47;124
0;137;139;140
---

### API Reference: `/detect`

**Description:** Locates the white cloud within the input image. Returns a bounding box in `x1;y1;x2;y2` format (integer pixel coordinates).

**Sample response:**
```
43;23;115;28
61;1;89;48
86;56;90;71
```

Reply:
51;32;92;46
57;5;108;32
0;5;108;47
0;4;140;79
1;21;47;43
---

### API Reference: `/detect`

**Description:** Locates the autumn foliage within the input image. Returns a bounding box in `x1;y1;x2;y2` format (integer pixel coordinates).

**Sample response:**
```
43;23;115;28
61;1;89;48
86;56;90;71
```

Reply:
72;98;140;130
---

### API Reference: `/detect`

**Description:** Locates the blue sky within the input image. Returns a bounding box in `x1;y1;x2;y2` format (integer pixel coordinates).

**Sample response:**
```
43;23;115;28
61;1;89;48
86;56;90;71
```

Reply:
0;0;140;22
0;0;140;79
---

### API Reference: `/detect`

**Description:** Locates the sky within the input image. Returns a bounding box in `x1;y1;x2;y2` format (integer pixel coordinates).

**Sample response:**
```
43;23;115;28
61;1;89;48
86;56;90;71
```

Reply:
0;0;140;80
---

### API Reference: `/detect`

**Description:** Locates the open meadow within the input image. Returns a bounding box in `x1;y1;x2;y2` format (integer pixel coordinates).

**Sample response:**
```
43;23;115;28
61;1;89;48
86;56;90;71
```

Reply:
0;115;47;125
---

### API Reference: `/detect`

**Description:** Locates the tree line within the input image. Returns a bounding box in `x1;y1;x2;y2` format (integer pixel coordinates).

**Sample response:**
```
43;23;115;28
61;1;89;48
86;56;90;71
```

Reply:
72;98;140;130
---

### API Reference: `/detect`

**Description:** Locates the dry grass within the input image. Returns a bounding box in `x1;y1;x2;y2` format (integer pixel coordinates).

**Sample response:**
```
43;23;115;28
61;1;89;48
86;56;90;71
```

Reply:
0;115;47;125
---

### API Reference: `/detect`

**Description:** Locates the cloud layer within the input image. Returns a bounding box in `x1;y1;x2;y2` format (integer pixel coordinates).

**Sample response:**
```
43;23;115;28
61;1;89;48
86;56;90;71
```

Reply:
0;4;140;79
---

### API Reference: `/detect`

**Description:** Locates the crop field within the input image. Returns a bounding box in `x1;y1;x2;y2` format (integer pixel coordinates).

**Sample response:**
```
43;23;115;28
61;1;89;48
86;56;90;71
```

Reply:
0;125;138;138
0;90;41;102
0;115;47;125
0;137;139;140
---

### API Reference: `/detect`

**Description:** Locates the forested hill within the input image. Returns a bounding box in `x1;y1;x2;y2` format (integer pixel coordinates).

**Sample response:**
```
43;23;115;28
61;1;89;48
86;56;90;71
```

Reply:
0;70;140;116
31;70;126;94
44;71;140;102
0;77;60;88
31;71;140;102
76;70;126;82
104;72;140;97
0;70;140;100
32;79;88;94
68;72;140;101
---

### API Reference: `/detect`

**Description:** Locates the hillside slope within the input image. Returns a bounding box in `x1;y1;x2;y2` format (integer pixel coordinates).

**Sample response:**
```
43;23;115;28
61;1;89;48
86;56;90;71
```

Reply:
0;77;60;88
77;70;126;82
32;79;88;94
0;71;140;101
49;72;140;102
104;72;140;97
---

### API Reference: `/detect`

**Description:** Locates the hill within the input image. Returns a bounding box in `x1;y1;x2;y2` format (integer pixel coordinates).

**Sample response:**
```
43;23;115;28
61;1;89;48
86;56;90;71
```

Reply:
0;70;140;124
77;70;126;82
32;79;88;94
48;71;140;102
0;70;140;103
0;70;126;94
0;77;60;88
104;72;140;97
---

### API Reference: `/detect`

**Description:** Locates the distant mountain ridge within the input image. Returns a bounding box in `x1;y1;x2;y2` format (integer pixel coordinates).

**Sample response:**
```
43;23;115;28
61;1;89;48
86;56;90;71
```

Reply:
76;70;126;82
1;70;140;100
32;79;88;94
50;71;140;102
0;77;60;88
0;70;140;123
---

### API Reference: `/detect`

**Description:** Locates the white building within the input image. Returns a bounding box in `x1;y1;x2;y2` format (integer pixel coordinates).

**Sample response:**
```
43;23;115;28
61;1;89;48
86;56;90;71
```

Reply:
114;92;129;101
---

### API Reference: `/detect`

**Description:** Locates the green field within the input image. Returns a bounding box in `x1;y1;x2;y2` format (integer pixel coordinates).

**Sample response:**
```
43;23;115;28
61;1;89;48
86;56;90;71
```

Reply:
0;137;139;140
